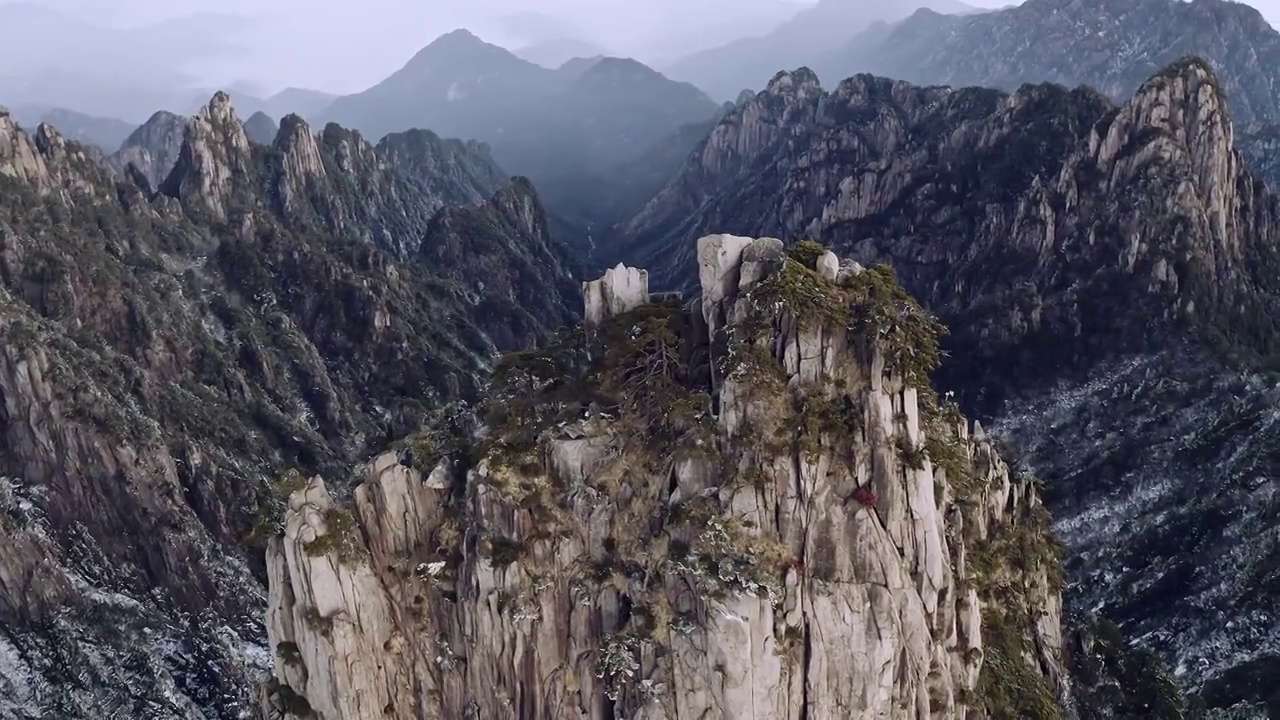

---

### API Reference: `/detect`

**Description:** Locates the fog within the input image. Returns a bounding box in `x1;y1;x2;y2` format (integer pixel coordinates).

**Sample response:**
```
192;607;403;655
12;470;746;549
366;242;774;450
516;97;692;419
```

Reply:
3;0;1279;120
3;0;1023;95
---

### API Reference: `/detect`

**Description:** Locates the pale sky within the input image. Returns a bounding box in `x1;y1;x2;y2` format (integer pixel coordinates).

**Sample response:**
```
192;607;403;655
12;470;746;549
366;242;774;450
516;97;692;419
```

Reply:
8;0;1280;95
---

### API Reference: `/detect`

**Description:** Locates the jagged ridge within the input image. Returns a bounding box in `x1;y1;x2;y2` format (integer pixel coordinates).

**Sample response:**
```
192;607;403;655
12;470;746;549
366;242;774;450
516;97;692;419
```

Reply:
622;57;1280;413
824;0;1280;130
617;57;1278;713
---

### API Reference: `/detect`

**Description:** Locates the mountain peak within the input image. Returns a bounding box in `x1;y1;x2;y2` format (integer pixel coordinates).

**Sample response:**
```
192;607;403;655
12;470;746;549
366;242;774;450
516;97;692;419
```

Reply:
160;93;254;224
435;27;482;43
765;67;823;96
570;56;683;90
401;28;524;75
1096;58;1241;263
268;113;328;216
1142;54;1223;92
202;91;236;120
112;110;188;188
415;27;496;57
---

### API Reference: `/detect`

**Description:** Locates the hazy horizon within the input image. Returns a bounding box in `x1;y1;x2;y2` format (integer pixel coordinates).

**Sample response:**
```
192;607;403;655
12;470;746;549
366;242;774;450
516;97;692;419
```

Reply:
0;0;1036;97
4;0;1280;108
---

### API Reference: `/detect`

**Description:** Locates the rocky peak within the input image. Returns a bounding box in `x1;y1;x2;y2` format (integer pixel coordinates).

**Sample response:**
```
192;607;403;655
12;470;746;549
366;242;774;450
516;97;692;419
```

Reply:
269;113;329;219
259;122;512;259
763;67;823;100
0;113;114;199
261;234;1068;719
488;176;545;235
159;92;255;225
201;90;238;125
0;107;52;188
416;178;580;351
1095;56;1239;254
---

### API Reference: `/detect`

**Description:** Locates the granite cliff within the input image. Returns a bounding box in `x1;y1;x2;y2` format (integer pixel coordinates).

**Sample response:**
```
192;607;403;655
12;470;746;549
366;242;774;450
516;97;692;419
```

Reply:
0;94;578;717
619;58;1274;714
262;235;1071;719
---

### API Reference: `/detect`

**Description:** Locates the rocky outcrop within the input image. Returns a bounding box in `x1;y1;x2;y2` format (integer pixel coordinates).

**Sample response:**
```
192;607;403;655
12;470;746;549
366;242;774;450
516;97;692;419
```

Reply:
0;106;59;188
0;93;580;718
618;58;1280;713
0;108;119;200
583;263;649;326
263;236;1069;719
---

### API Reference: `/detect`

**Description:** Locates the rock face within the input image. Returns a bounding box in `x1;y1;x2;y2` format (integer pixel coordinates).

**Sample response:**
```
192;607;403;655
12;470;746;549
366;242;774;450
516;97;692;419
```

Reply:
0;93;579;717
583;264;650;326
618;57;1277;714
263;236;1069;719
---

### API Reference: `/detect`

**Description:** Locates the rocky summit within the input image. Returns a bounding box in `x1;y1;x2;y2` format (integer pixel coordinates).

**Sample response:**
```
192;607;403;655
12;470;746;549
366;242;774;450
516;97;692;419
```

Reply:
619;58;1280;715
0;94;578;718
260;234;1069;719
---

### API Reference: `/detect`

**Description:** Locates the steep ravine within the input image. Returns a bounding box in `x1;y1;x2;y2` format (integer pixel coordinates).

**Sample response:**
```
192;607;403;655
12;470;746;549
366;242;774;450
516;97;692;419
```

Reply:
262;236;1071;719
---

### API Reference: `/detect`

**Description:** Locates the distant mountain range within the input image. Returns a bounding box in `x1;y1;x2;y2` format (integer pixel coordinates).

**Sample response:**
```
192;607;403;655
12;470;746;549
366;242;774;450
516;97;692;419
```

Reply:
318;29;721;244
513;39;610;68
6;105;134;152
817;0;1280;129
480;0;808;66
661;0;979;101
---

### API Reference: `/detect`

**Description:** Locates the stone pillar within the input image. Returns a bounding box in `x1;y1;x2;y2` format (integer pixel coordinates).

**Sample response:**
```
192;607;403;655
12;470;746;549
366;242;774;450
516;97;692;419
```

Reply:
582;263;650;327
